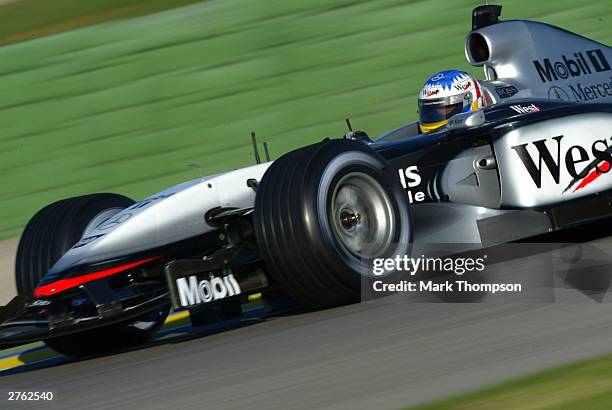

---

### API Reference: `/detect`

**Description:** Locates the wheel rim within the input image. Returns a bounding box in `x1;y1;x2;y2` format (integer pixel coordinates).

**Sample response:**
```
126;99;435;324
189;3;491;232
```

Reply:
329;172;396;262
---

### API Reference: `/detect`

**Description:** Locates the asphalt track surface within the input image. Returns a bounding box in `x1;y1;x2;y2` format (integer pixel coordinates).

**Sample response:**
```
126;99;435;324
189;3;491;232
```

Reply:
3;236;612;409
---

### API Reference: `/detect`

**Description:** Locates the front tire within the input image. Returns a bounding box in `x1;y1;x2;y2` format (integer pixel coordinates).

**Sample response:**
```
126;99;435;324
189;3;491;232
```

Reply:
253;139;411;309
15;193;169;357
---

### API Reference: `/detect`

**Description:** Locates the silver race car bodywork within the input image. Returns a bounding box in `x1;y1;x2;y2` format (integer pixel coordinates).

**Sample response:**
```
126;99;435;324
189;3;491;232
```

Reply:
467;11;612;207
48;164;271;276
1;5;611;351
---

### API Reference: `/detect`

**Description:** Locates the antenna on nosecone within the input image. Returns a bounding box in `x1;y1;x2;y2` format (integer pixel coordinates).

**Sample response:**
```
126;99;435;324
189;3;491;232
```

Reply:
345;118;353;132
251;132;261;164
263;142;271;162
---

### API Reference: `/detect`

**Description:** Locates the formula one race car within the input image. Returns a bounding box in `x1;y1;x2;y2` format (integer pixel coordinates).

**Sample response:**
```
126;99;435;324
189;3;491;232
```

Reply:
1;5;612;356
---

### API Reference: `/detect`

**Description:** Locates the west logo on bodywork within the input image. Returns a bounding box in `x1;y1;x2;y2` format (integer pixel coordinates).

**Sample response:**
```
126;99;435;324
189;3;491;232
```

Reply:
510;104;541;115
511;135;612;192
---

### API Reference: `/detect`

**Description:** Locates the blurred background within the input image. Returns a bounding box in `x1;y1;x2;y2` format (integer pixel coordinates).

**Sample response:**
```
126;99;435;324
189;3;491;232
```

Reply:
0;0;611;239
1;2;612;406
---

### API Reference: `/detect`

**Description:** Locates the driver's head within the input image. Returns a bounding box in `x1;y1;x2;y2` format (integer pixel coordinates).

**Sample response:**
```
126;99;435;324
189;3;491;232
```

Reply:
418;70;483;133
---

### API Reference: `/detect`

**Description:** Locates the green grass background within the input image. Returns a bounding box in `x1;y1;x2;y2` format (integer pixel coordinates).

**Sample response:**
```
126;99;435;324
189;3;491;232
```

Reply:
0;0;611;238
412;353;612;410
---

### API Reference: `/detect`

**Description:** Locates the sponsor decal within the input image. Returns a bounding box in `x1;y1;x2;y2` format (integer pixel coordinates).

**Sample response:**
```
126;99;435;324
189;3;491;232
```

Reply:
448;116;465;128
398;166;425;203
127;193;175;210
463;92;473;105
176;271;241;307
533;49;610;83
30;299;51;307
509;103;541;114
431;73;444;81
568;160;611;192
568;76;612;101
96;212;132;230
72;234;104;249
547;86;571;101
454;81;472;92
425;89;440;97
511;135;612;192
495;85;518;99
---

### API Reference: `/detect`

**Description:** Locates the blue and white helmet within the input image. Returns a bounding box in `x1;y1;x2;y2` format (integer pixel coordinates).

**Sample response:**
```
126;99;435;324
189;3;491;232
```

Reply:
418;70;483;133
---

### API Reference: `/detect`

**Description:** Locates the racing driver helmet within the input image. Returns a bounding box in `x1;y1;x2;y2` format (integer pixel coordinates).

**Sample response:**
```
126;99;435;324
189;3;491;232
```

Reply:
418;70;484;133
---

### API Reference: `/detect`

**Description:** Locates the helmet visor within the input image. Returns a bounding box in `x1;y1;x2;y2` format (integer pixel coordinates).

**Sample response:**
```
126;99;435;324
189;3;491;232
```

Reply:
418;97;465;125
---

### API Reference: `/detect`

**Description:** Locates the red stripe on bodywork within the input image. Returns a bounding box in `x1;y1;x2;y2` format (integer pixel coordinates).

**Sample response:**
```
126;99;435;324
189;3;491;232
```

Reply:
573;161;611;192
34;256;159;297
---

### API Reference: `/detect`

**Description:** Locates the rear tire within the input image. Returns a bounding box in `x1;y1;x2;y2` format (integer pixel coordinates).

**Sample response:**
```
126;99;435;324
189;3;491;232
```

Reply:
253;139;411;309
15;193;169;357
